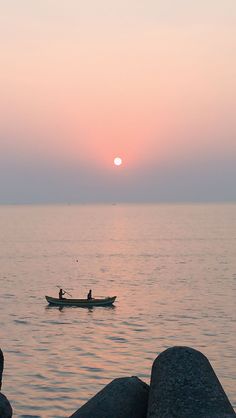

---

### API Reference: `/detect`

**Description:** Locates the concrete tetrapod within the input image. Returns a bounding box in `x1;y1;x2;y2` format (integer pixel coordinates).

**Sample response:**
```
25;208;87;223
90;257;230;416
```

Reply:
0;349;13;418
0;393;13;418
0;348;3;390
147;346;236;418
70;376;149;418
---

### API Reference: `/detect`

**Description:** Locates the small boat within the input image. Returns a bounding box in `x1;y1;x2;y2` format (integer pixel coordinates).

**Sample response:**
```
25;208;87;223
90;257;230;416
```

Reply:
45;295;116;307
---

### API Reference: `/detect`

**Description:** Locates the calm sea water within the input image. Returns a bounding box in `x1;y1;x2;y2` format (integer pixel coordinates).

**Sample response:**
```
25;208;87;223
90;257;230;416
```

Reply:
0;204;235;417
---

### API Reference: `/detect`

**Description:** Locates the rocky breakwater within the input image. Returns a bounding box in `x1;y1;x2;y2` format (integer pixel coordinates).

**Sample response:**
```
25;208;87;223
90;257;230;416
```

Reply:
70;376;149;418
70;346;235;418
0;349;13;418
147;346;236;418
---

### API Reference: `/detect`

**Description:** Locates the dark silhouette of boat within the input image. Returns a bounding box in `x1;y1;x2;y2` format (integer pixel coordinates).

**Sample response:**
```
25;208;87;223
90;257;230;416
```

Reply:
45;295;116;307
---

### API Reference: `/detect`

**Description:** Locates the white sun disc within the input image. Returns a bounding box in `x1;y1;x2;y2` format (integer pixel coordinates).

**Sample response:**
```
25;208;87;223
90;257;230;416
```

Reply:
114;157;122;166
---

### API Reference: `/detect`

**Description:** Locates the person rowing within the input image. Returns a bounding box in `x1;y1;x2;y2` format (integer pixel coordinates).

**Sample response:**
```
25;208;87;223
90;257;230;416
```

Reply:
59;288;66;299
57;286;72;298
87;289;92;300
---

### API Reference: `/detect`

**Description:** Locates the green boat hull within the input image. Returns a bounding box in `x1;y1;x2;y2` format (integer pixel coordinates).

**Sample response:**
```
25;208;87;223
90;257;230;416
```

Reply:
45;295;116;307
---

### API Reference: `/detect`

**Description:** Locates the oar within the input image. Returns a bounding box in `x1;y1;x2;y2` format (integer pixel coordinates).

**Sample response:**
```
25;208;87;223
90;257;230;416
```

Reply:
56;285;73;297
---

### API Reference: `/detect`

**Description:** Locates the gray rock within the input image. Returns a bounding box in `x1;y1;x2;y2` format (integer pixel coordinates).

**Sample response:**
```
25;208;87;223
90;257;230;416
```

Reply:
0;348;3;390
0;393;13;418
0;349;13;417
70;376;149;418
147;346;236;418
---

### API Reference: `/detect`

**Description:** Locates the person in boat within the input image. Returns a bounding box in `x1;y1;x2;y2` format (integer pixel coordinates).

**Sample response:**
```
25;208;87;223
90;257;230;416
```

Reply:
87;289;92;300
59;288;66;299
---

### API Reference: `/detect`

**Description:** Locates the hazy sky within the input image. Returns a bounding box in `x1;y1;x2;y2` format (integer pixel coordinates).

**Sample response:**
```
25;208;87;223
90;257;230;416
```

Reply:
0;1;235;203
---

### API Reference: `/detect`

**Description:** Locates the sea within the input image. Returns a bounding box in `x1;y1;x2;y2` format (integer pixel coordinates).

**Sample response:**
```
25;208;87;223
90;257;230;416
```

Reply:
0;203;235;417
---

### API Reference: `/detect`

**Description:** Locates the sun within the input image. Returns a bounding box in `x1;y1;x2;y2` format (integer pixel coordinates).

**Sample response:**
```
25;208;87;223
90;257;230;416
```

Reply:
114;157;122;166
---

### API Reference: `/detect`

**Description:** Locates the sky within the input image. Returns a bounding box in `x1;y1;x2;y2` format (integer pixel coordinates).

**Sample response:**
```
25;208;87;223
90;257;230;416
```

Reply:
0;0;235;203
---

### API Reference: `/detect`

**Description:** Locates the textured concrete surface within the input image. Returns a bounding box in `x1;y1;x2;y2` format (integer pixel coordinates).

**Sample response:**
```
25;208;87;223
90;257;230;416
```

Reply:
147;346;236;418
0;393;13;418
0;349;13;417
0;348;3;390
70;376;149;418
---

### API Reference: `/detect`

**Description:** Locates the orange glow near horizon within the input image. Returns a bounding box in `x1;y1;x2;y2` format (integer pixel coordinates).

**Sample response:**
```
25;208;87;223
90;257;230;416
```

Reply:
0;1;236;190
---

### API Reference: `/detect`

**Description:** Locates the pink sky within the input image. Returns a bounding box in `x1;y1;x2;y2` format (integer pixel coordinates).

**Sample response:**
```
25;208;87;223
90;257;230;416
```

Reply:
0;1;235;202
